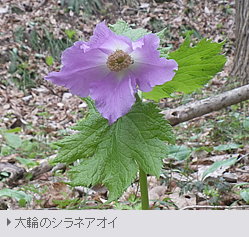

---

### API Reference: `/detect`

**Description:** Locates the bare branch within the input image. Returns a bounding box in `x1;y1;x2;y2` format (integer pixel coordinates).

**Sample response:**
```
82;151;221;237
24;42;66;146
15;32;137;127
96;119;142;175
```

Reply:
180;205;249;210
162;84;249;126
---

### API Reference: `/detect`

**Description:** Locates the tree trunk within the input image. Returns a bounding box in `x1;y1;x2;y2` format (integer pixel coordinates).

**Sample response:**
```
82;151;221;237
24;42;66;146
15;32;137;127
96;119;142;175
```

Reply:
231;0;249;85
162;84;249;126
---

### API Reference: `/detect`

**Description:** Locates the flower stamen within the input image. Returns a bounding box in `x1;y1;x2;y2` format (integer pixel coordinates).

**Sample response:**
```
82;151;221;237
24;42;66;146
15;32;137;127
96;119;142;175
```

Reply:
106;49;133;72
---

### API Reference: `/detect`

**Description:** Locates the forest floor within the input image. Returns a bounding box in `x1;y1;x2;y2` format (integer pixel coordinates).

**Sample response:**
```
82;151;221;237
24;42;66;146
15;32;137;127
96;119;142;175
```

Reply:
1;0;249;210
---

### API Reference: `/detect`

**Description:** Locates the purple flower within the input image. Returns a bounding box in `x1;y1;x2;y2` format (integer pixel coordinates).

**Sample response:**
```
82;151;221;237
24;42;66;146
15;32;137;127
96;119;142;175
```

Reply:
44;21;178;125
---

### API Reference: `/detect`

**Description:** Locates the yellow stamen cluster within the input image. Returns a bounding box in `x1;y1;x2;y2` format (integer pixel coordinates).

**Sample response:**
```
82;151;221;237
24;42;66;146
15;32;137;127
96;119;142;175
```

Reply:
106;49;133;72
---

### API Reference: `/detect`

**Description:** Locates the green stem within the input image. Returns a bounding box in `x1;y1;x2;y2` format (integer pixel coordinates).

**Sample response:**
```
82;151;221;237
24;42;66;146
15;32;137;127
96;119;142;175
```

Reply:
139;166;149;210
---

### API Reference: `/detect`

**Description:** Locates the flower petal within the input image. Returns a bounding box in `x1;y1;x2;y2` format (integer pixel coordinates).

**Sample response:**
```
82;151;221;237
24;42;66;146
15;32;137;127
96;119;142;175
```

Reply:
89;21;133;54
130;34;178;92
45;43;109;97
90;71;137;124
44;21;178;126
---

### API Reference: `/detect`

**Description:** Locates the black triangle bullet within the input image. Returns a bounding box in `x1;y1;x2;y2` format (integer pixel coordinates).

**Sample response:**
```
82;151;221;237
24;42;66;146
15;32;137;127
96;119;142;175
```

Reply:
7;218;11;226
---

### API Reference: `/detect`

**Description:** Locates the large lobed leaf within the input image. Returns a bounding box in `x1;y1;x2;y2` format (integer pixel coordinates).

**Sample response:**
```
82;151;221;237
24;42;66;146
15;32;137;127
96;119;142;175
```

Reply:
51;98;174;201
109;19;166;42
143;34;227;101
109;19;150;41
52;98;109;164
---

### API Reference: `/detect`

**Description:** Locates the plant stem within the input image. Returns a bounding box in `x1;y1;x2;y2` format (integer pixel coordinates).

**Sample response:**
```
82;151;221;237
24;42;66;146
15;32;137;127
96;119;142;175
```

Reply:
139;166;149;210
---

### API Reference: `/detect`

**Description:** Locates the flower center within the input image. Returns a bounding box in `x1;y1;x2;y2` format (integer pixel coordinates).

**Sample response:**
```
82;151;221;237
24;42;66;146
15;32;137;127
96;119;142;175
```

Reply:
106;49;133;72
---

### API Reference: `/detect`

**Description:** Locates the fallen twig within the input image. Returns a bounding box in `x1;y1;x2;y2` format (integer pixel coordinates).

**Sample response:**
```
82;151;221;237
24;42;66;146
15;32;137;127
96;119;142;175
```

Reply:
162;84;249;126
181;205;249;210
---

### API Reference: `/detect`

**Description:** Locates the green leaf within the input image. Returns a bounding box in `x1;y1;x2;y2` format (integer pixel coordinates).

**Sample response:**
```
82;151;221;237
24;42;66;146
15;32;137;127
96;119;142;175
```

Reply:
202;157;237;180
155;28;167;41
0;188;32;202
233;182;249;190
239;189;249;204
53;99;174;201
243;117;249;131
9;49;18;73
0;172;9;177
5;127;21;133
46;56;54;66
144;34;227;101
15;157;38;167
168;145;191;161
3;133;22;148
214;143;242;151
157;46;171;59
65;29;75;39
109;21;169;58
19;198;27;207
51;98;108;165
109;19;150;41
